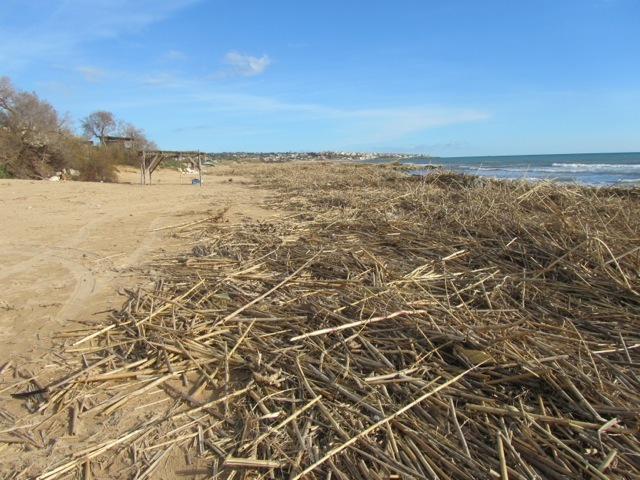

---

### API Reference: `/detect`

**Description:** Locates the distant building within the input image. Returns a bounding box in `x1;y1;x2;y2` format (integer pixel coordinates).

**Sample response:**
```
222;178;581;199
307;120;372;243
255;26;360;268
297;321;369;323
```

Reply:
103;136;135;148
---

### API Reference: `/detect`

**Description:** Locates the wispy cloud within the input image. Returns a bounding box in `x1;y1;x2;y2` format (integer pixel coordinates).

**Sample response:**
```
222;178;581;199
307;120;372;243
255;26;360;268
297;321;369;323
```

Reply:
171;125;212;133
181;89;487;121
52;0;203;37
340;107;489;138
166;49;189;61
75;66;106;82
141;73;182;87
216;51;272;77
168;90;488;145
0;0;202;66
378;141;469;154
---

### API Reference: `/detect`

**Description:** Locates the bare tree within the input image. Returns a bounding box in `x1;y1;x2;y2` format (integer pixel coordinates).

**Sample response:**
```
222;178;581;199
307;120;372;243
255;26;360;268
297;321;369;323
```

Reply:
117;120;157;150
0;76;77;178
80;110;117;145
80;111;156;150
1;77;158;178
0;76;69;146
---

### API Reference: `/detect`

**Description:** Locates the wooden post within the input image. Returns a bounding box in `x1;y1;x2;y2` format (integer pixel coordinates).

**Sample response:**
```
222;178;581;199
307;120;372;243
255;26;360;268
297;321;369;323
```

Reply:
141;150;146;185
198;151;202;186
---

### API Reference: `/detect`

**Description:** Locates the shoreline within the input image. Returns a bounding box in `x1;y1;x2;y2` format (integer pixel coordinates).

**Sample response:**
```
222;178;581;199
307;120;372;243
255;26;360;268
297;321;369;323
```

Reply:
386;151;640;188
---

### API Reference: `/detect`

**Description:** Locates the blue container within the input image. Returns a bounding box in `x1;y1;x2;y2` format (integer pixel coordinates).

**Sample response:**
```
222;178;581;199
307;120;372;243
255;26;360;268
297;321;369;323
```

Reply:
191;179;201;185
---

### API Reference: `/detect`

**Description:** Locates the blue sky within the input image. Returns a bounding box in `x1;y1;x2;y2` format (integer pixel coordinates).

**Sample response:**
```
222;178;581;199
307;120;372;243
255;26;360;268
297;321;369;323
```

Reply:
1;0;639;156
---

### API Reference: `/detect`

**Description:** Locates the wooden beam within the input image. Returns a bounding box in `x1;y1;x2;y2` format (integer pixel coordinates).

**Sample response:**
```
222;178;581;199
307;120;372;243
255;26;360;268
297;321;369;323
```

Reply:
140;150;146;185
140;149;216;184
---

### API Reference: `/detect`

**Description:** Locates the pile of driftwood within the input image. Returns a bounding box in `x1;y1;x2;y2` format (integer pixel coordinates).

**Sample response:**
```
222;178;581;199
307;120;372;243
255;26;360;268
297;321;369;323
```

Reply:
9;163;640;478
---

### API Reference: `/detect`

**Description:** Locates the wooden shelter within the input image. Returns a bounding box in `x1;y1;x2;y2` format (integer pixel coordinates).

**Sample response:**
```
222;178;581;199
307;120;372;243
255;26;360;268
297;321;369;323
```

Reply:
103;136;135;148
139;150;214;185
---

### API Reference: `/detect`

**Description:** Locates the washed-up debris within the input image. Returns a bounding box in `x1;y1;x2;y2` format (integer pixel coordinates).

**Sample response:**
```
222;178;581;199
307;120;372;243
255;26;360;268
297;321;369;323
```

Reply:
5;162;639;479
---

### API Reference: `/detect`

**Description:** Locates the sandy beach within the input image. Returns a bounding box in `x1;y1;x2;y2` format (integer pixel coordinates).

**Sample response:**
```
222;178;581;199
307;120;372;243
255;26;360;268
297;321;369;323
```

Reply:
0;166;281;367
1;162;639;479
0;165;289;476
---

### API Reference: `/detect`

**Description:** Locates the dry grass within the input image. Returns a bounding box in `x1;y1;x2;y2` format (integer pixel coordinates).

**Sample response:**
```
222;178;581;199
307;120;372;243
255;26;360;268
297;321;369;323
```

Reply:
5;162;640;479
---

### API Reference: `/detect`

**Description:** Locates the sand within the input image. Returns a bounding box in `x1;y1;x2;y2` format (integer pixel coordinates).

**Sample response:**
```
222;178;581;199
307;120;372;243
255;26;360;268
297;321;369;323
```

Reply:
2;165;288;352
0;166;288;476
0;166;284;368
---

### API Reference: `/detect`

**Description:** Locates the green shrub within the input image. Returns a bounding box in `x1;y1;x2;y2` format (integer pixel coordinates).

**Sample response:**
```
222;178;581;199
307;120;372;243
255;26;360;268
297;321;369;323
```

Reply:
0;164;12;178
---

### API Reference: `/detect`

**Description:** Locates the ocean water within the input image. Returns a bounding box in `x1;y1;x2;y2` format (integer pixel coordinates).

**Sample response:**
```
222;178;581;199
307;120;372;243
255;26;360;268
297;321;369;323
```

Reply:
394;152;640;187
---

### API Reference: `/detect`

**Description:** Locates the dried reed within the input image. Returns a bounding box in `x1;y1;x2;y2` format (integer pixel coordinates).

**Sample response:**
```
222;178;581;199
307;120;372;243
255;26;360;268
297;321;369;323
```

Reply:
5;162;639;479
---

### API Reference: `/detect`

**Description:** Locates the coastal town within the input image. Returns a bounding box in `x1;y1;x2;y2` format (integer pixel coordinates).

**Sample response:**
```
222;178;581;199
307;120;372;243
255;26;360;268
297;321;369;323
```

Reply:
205;150;423;163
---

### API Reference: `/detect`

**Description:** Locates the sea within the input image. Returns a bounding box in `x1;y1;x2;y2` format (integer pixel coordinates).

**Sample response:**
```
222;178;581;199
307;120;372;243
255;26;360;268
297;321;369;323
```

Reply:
385;152;640;187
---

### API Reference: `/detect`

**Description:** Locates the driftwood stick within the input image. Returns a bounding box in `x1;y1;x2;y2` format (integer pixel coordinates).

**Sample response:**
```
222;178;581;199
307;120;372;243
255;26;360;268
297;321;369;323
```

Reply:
497;432;508;480
449;397;471;459
151;208;230;232
290;310;427;342
224;458;283;469
101;373;178;416
162;383;227;422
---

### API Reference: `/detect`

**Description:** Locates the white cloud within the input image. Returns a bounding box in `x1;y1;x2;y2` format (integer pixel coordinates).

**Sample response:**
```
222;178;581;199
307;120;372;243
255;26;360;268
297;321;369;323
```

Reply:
220;51;271;77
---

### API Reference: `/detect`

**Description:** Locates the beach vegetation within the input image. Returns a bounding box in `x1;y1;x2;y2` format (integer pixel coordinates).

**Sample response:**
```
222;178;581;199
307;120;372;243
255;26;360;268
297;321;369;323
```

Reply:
80;110;156;166
74;148;119;183
0;163;12;178
0;76;156;180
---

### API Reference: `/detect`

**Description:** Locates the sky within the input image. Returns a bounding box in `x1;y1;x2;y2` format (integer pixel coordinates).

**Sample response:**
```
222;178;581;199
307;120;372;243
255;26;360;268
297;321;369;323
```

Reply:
1;0;639;157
